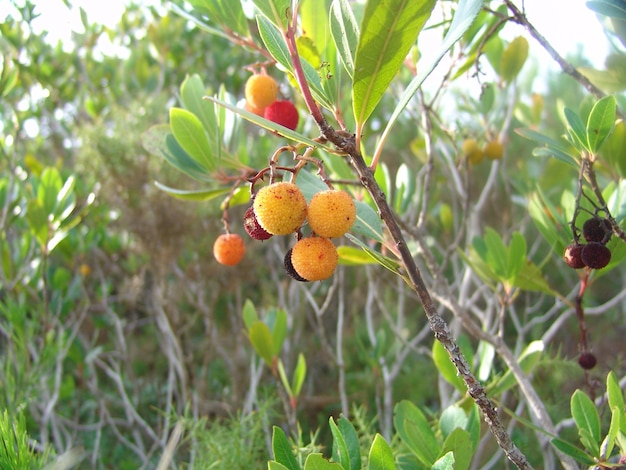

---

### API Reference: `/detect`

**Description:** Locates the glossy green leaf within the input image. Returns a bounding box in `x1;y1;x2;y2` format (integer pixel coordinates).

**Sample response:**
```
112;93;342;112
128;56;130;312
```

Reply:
330;0;359;78
277;359;293;397
344;234;402;276
607;371;625;417
269;462;292;470
440;428;472;470
272;426;301;470
352;200;384;242
291;353;307;398
394;401;440;466
329;418;350;469
603;406;620;459
499;36;528;82
302;454;343;469
336;417;361;470
186;0;249;35
564;107;588;152
170;107;215;170
242;299;258;330
180;74;220;147
431;452;455;470
550;438;597;465
368;434;396;470
352;0;435;127
491;341;544;396
164;132;212;180
586;95;616;153
571;389;602;455
439;406;468;439
374;0;482;163
337;246;378;265
248;321;275;367
153;181;230;201
252;0;292;30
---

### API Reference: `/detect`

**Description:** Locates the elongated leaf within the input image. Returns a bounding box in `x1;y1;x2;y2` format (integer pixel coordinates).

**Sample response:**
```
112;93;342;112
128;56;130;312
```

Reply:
373;0;482;163
181;74;220;146
291;353;307;397
586;95;616;153
330;418;350;469
330;0;359;78
337;417;361;470
564;107;588;152
303;454;343;469
271;308;288;356
507;231;527;281
607;371;625;415
499;36;528;82
432;452;455;470
249;321;275;367
603;406;620;459
586;0;626;19
242;299;258;330
277;360;293;397
187;0;249;35
551;438;597;465
272;426;301;470
432;339;466;393
352;0;435;127
345;234;402;276
170;107;215;170
164;132;212;180
154;181;230;201
491;341;544;395
394;401;440;466
252;0;291;30
337;246;379;265
571;389;602;454
441;428;472;470
368;434;396;470
515;127;579;167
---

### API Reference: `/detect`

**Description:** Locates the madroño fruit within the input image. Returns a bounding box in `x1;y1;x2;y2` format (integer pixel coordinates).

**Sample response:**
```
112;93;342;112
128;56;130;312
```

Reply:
290;237;338;281
582;217;611;243
462;138;484;164
284;248;308;282
244;74;278;109
563;243;585;269
264;100;299;130
581;242;611;269
253;182;307;235
483;140;504;160
213;233;246;266
243;205;272;240
307;190;356;238
578;352;597;370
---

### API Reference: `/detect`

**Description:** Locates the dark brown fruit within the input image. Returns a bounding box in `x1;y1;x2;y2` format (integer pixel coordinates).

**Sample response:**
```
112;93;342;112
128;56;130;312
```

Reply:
284;249;308;282
582;217;611;243
563;244;585;269
578;352;597;370
244;206;272;241
581;242;612;269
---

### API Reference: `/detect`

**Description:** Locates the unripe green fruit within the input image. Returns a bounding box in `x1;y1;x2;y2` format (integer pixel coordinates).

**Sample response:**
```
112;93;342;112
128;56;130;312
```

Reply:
581;242;611;269
290;237;338;281
484;140;504;160
264;100;299;130
462;138;484;164
307;190;356;238
244;74;278;109
253;182;307;235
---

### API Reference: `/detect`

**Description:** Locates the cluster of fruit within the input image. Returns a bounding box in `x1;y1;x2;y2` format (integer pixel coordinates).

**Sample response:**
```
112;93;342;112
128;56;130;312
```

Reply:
563;216;613;270
462;138;504;164
244;74;299;131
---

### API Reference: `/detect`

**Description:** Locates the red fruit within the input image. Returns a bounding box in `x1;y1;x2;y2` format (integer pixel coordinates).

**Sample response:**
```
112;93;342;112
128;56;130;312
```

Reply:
581;242;612;269
563;244;585;269
578;352;597;370
243;206;272;241
264;100;299;130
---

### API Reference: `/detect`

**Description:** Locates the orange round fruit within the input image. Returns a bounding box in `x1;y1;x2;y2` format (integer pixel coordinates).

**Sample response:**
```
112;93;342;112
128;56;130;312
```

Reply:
290;237;338;281
213;233;246;266
253;182;307;235
307;190;356;238
244;74;278;109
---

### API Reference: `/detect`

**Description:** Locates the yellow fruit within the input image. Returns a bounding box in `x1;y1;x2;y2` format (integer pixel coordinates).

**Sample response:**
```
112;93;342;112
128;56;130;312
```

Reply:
253;182;307;235
307;190;356;238
244;74;278;109
213;233;246;266
484;140;504;160
462;138;484;164
245;100;266;117
290;237;338;281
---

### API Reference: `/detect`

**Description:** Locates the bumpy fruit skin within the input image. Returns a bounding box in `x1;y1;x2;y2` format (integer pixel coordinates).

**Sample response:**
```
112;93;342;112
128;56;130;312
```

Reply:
290;237;338;281
582;217;611;243
213;234;246;266
578;352;597;370
581;242;612;269
284;248;308;282
264;100;299;130
253;182;307;235
563;243;585;269
307;190;356;238
243;205;272;241
244;74;278;109
483;140;504;160
462;138;484;164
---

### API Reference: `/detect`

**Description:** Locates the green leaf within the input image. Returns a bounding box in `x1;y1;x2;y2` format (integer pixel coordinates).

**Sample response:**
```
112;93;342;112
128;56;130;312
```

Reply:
432;339;466;393
248;321;275;367
169;107;215;171
272;426;301;470
564;107;589;152
277;359;293;397
242;299;258;330
337;246;379;265
337;417;361;470
352;200;384;242
586;95;616;153
330;0;359;78
26;199;49;249
271;308;288;356
252;0;292;31
368;434;396;470
352;0;435;128
393;401;440;466
431;452;455;470
38;167;63;215
586;0;626;19
491;341;544;395
440;428;472;470
512;259;559;296
515;127;579;167
303;454;344;469
269;462;292;470
329;418;350;469
507;231;527;281
607;371;625;416
571;390;602;455
499;36;529;82
439;406;468;440
153;181;230;202
603;406;621;459
180;74;220;147
344;234;403;276
291;353;307;398
374;0;482;162
187;0;249;35
550;438;597;465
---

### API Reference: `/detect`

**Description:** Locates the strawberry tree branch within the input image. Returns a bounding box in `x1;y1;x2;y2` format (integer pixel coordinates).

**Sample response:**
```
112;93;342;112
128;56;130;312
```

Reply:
281;12;533;470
